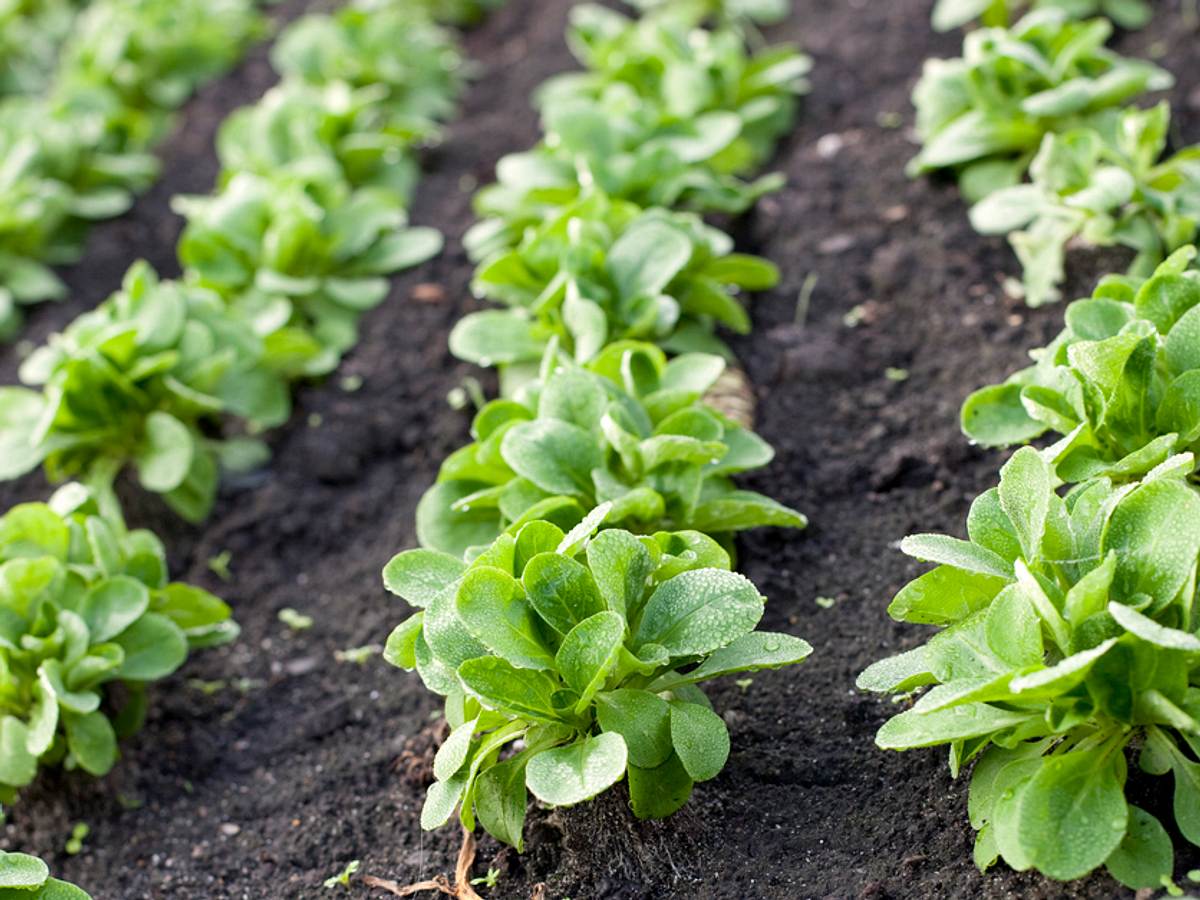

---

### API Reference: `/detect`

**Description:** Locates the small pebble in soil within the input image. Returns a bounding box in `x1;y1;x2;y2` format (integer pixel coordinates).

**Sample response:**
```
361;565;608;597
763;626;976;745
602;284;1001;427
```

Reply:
219;824;240;837
410;282;446;303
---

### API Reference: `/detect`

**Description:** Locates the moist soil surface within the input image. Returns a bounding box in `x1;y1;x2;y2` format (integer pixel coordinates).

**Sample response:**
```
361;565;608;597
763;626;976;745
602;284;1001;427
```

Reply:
2;1;1199;898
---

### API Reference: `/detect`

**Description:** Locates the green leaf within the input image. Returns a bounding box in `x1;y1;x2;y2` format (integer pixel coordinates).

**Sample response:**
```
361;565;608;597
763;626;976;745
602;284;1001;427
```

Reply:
1016;748;1128;881
383;613;422;670
0;717;36;787
457;657;563;723
449;311;546;366
382;549;466;608
81;576;151;642
0;851;48;888
135;412;195;493
595;689;673;769
474;756;528;850
669;701;729;782
627;753;694;820
887;565;1006;626
556;611;624;705
653;631;812;690
521;552;606;636
434;718;476;782
1104;479;1200;608
456;567;555;670
876;703;1033;749
634;569;763;657
585;529;655;618
114;613;188;680
501;419;601;496
900;534;1012;578
1105;804;1173;889
421;773;466;830
65;711;118;776
525;732;628;807
608;220;691;300
998;448;1051;561
961;384;1045;447
416;481;503;559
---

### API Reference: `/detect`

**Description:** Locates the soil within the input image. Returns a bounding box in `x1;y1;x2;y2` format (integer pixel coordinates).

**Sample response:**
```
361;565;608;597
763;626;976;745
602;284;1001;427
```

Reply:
2;1;1199;898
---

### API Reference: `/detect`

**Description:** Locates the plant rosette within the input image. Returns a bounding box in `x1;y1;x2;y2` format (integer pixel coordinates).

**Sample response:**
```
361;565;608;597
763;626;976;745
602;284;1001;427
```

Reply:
0;851;90;899
416;341;805;558
860;446;1200;889
968;104;1200;307
175;171;443;379
453;192;779;377
962;246;1200;483
0;261;289;522
464;2;809;259
0;484;236;813
908;9;1172;203
383;512;812;848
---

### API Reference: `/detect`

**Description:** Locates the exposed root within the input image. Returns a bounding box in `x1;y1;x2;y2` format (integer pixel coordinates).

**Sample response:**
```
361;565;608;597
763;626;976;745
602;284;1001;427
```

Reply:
703;366;756;429
362;830;483;899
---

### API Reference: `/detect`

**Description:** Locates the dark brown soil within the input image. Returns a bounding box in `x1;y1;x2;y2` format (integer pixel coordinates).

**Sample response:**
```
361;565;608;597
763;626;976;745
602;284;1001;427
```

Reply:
2;1;1199;898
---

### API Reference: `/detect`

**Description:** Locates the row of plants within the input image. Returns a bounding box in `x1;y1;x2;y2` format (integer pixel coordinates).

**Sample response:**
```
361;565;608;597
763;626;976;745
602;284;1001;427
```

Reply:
860;1;1200;892
0;0;273;340
0;0;497;893
910;0;1199;306
382;0;815;853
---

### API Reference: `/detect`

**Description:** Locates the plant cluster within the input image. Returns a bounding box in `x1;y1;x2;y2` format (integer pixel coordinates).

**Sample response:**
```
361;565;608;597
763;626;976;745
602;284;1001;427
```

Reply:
909;10;1171;202
0;0;486;865
0;486;235;815
910;0;1196;305
454;194;781;383
962;246;1200;482
0;0;266;339
418;342;804;558
385;516;810;847
0;0;467;521
383;0;811;857
0;851;90;899
861;446;1200;889
463;2;810;260
0;0;86;98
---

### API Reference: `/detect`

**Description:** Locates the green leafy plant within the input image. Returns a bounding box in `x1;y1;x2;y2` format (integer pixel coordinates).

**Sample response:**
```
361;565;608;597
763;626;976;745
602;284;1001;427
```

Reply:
0;261;289;522
0;0;87;98
0;485;236;814
962;246;1200;483
0;851;90;899
175;172;442;378
908;9;1172;202
416;341;804;558
383;515;811;848
624;0;790;26
0;0;265;338
931;0;1153;32
969;104;1200;306
859;446;1200;889
270;2;465;127
454;193;779;381
465;3;809;259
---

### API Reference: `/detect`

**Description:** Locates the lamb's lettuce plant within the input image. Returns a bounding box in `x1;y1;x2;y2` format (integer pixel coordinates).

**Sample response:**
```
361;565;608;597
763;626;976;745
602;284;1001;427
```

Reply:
962;246;1200;484
624;0;790;26
417;341;804;558
0;0;265;338
860;446;1200;889
0;852;90;899
969;104;1200;306
464;3;808;259
454;193;778;379
175;172;442;379
930;0;1152;32
270;2;465;127
908;9;1172;202
0;262;289;522
214;81;428;209
383;515;811;848
0;485;236;815
0;0;86;98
